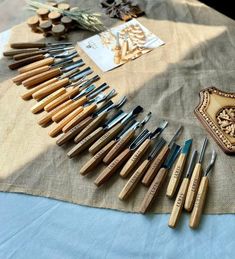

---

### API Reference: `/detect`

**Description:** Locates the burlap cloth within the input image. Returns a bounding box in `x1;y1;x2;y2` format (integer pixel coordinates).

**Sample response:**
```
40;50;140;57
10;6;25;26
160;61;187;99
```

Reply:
0;0;234;213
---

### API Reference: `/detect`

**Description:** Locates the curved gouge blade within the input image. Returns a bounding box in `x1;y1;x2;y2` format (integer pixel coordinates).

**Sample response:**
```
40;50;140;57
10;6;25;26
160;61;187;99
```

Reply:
31;88;66;114
80;140;116;175
94;148;132;187
119;159;150;200
67;127;104;158
21;78;58;100
56;116;93;146
22;68;61;88
49;106;84;137
18;57;55;73
9;54;44;70
13;66;50;84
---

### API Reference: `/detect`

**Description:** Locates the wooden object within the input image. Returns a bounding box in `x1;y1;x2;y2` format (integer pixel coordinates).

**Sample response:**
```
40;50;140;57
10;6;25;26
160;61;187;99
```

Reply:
27;16;40;32
58;3;70;10
40;21;53;36
36;8;50;20
3;48;39;57
18;57;54;73
13;50;48;61
61;16;73;29
195;87;235;154
52;24;66;39
10;42;47;49
48;11;62;24
8;55;44;70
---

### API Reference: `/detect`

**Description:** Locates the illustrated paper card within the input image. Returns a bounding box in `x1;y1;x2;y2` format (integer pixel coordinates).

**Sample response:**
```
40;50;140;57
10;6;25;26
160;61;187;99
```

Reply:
78;19;165;72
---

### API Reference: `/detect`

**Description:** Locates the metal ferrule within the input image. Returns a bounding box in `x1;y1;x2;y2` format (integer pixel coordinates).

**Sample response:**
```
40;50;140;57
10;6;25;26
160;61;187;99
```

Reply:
115;120;138;140
148;137;166;160
129;129;151;150
92;100;114;117
186;150;197;178
103;111;127;130
70;67;93;81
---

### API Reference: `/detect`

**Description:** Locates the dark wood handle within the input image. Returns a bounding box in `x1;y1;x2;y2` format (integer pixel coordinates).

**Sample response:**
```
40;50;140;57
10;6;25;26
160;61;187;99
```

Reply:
3;48;39;57
8;55;44;70
18;57;54;73
10;42;46;49
13;50;48;60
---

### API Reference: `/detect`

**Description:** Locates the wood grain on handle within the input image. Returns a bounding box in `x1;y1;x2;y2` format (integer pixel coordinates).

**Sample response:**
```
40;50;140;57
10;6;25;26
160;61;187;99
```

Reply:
51;96;87;122
32;78;69;100
140;167;168;213
142;145;169;187
21;78;58;100
67;127;104;158
49;106;84;137
166;153;187;198
74;112;108;143
80;140;116;176
13;50;47;60
22;68;61;88
31;88;66;114
168;178;189;228
8;55;44;70
38;100;72;126
62;104;97;133
56;117;93;146
12;66;50;84
184;163;202;212
94;148;132;187
89;123;124;155
18;57;54;73
189;176;209;229
103;130;135;165
3;48;39;57
119;159;150;200
10;42;46;49
120;139;151;178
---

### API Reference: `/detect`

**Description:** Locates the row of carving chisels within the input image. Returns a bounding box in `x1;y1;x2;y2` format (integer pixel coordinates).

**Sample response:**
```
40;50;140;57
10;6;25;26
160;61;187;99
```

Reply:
4;42;216;229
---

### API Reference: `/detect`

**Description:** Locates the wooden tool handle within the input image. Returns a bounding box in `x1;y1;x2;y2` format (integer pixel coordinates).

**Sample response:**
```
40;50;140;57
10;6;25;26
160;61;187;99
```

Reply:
13;50;47;60
12;65;50;84
8;55;44;70
22;68;61;88
103;130;135;165
74;112;108;143
89;123;124;155
140;167;168;213
189;176;209;229
38;100;72;126
49;106;84;137
142;145;169;187
3;48;39;57
10;42;46;49
21;78;58;100
94;148;132;187
184;163;202;212
120;138;151;178
166;153;187;198
119;159;150;200
56;116;93;146
18;57;54;73
168;178;189;228
31;88;66;114
114;46;121;64
67;127;104;158
80;140;116;176
32;78;69;100
52;96;87;122
62;104;97;133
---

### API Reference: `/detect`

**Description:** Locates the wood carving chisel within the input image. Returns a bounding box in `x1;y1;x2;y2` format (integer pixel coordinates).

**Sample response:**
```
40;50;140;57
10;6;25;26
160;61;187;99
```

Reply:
184;137;208;212
10;42;73;49
166;138;193;198
168;150;197;228
139;143;181;213
189;150;216;229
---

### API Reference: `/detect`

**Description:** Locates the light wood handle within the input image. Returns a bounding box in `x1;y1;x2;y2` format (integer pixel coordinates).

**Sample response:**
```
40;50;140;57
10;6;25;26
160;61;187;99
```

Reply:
8;55;44;70
89;123;124;155
3;48;39;57
119;159;150;200
12;66;50;84
120;138;151;178
18;57;54;73
114;46;121;64
103;130;135;165
22;68;61;88
189;176;209;229
74;112;108;143
168;178;189;228
56;116;93;146
48;106;84;137
10;42;46;49
67;127;104;158
32;78;69;100
184;163;202;212
140;167;168;213
31;88;66;114
142;145;169;187
52;96;87;122
21;78;58;100
62;104;97;133
80;140;116;176
38;100;72;126
13;50;47;60
166;153;187;198
94;148;132;187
